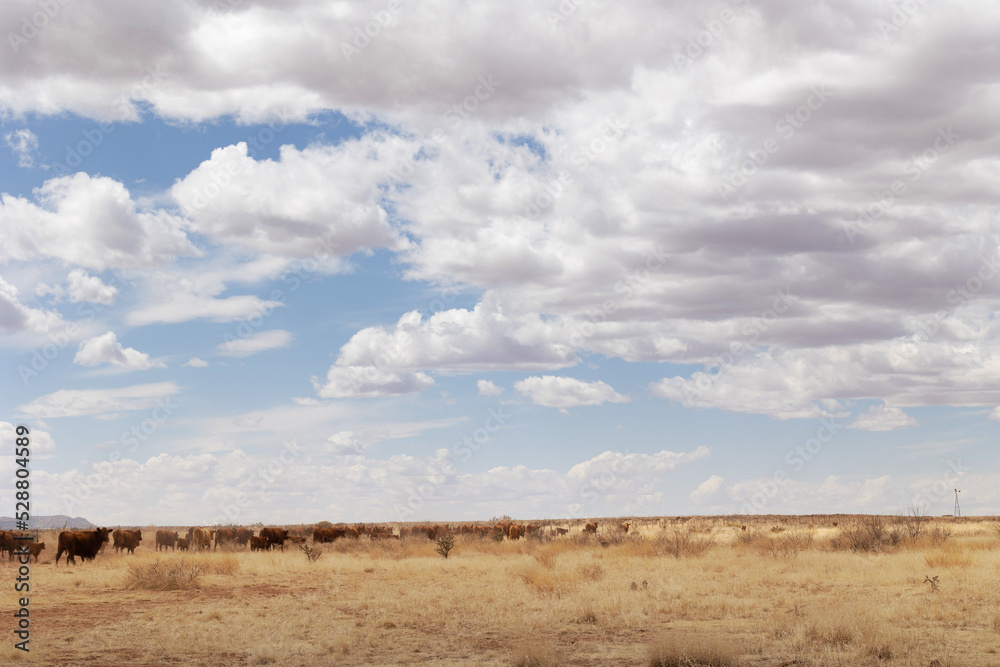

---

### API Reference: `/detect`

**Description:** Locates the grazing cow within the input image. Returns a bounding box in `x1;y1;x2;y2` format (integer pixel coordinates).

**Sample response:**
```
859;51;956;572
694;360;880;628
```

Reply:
55;528;111;565
619;522;631;533
345;527;361;539
187;527;213;551
525;524;540;537
583;522;598;534
259;527;289;551
177;538;190;551
156;530;179;552
114;529;142;554
555;527;569;536
250;536;269;551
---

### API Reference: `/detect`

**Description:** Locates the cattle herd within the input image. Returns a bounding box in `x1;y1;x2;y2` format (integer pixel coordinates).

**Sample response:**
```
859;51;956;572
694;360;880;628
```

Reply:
0;520;632;565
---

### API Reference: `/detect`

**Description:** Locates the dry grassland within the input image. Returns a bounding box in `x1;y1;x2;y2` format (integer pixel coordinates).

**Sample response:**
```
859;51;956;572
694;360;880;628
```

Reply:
2;517;999;666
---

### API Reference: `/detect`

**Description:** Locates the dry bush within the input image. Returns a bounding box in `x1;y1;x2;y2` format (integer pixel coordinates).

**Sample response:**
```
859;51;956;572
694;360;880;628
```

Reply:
652;525;715;558
732;527;764;547
647;633;741;666
754;532;813;559
124;559;203;590
575;604;598;625
927;524;952;545
828;515;902;552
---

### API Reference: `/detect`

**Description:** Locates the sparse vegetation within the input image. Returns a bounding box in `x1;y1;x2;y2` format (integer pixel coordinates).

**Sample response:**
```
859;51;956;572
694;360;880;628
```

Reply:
123;559;203;590
299;542;323;563
434;535;455;559
6;516;999;665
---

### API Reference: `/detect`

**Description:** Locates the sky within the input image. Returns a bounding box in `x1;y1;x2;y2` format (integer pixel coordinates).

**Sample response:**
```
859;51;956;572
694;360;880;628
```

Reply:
0;0;998;526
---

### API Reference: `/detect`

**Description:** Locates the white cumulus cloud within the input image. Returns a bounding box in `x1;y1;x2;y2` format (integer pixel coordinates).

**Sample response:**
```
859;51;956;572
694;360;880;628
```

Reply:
514;375;629;409
74;331;163;370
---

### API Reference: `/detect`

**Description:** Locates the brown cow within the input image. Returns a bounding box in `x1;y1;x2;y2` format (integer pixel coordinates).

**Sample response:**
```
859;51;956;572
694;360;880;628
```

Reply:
525;524;540;537
619;522;631;533
234;527;253;548
583;522;598;534
553;527;569;536
0;530;25;560
250;535;268;551
177;537;190;551
56;528;111;565
509;525;523;540
187;527;213;551
156;530;179;552
214;527;236;551
114;529;142;554
344;527;361;539
24;541;45;562
313;527;345;543
259;527;289;551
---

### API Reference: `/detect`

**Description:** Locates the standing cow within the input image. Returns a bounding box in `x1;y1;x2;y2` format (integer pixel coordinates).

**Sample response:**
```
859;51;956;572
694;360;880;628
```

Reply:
186;527;214;551
156;530;179;552
259;527;289;551
56;528;111;565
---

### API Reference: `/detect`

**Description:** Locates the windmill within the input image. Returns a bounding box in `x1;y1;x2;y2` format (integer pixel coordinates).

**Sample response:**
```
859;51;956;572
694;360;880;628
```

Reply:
954;488;961;518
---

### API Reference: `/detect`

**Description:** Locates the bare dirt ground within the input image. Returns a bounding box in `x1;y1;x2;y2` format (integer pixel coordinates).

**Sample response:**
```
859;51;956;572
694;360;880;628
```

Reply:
2;516;999;666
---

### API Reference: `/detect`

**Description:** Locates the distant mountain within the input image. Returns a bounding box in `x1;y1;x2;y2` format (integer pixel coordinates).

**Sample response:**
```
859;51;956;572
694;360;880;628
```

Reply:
0;515;94;530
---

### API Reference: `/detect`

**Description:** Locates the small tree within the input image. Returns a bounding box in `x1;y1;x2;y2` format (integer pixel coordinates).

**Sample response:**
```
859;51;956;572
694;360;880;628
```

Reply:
435;535;455;559
298;543;322;563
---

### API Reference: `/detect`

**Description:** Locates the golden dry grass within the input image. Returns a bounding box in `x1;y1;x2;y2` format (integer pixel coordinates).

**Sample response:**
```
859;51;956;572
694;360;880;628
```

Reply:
0;518;997;665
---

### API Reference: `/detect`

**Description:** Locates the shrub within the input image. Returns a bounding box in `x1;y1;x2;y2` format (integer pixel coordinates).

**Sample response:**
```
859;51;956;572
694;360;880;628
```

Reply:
435;535;455;559
124;559;203;591
653;525;715;558
828;515;901;552
299;543;323;563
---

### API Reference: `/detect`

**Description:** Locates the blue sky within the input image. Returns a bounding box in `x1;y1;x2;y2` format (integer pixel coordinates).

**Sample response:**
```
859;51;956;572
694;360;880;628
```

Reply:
1;0;998;525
